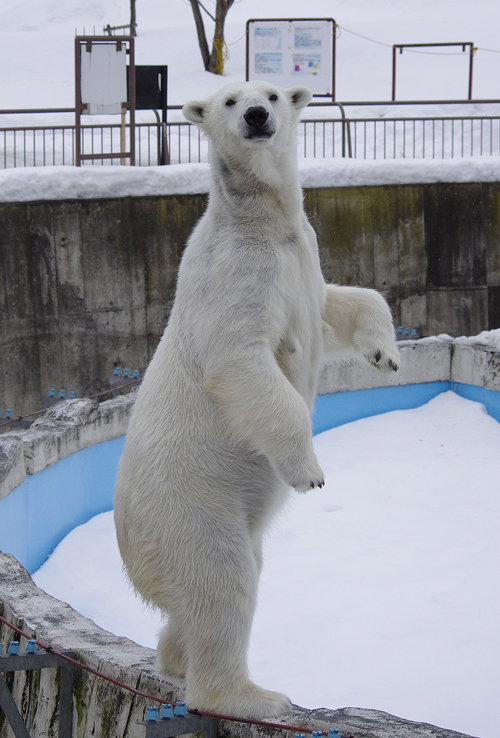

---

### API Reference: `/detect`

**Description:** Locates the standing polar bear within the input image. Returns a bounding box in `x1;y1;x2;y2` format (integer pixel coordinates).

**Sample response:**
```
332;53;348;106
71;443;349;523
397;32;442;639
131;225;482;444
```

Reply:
114;81;399;719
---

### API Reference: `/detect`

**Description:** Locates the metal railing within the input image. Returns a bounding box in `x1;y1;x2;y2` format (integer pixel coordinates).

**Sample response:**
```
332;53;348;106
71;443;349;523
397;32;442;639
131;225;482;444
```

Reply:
1;100;500;169
299;116;500;160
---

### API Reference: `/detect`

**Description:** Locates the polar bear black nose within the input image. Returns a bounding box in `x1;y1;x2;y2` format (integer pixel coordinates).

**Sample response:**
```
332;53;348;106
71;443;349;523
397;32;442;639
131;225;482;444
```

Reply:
244;106;269;128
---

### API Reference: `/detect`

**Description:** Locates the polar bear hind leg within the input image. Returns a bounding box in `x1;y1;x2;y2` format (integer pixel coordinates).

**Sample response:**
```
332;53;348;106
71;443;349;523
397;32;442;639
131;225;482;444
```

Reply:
161;523;291;718
157;614;188;678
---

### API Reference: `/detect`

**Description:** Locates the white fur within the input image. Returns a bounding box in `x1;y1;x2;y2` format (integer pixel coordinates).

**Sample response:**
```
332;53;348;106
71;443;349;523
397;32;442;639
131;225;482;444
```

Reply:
114;81;400;719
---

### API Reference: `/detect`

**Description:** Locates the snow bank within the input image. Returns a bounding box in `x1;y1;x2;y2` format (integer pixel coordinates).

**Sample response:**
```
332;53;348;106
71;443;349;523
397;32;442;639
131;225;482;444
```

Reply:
1;157;499;204
454;328;500;352
0;163;211;203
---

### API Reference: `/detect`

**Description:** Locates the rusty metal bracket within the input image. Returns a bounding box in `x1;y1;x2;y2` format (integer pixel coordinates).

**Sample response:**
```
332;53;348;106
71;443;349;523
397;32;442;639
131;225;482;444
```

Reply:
137;712;218;738
0;650;74;738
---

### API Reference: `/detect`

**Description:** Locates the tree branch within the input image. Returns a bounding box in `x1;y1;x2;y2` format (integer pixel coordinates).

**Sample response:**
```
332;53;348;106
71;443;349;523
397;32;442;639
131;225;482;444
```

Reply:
189;0;211;71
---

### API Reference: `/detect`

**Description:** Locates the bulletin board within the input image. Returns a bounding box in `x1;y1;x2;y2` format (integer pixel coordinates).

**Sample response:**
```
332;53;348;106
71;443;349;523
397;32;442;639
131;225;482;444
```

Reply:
74;36;136;165
246;18;336;98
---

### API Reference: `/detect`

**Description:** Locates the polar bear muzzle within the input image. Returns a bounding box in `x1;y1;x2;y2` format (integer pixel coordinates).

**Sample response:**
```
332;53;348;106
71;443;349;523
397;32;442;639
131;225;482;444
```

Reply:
243;105;275;140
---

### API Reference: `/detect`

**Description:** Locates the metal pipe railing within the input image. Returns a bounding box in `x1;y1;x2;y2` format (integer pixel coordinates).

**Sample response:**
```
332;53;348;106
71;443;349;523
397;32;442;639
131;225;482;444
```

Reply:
1;101;500;168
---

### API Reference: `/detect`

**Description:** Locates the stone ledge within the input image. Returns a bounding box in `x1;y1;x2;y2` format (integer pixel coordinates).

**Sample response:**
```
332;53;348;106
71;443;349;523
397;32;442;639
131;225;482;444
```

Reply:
317;339;453;394
0;391;137;498
0;553;477;738
2;339;500;502
451;342;500;391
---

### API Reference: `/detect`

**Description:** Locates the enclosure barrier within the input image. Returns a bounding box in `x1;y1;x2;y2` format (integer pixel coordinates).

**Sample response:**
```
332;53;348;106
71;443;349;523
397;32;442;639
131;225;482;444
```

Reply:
0;615;343;738
1;100;500;168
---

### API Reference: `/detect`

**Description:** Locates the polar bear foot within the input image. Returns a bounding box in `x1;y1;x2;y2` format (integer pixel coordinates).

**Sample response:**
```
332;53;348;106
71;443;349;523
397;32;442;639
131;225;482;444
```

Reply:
186;679;292;719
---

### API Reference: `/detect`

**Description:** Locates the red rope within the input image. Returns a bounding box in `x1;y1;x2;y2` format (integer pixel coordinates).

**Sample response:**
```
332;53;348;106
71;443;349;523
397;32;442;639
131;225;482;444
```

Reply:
0;614;324;735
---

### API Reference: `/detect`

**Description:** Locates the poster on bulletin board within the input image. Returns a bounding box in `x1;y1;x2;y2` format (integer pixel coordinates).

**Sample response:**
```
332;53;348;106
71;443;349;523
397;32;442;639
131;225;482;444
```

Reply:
246;18;336;98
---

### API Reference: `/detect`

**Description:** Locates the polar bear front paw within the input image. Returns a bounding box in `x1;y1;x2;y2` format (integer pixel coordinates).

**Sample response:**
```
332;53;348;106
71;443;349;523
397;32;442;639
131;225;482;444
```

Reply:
287;456;325;494
360;339;400;373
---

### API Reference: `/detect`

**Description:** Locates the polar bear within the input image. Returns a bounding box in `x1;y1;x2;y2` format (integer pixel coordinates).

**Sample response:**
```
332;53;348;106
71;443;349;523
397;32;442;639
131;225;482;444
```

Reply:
114;81;399;719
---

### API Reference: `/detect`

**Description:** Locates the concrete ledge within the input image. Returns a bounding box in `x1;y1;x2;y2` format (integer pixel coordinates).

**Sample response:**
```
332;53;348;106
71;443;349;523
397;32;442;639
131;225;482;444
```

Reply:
317;338;453;394
3;338;500;502
451;342;500;390
0;392;136;498
0;436;25;502
0;553;476;738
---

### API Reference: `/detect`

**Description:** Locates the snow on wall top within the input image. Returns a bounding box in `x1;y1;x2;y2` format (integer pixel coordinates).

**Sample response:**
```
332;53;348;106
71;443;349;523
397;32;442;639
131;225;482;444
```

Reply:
0;157;499;204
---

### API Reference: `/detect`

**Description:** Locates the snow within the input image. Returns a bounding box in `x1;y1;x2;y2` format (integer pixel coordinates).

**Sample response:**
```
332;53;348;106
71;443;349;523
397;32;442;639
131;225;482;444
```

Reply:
33;391;500;738
1;157;500;203
454;328;500;352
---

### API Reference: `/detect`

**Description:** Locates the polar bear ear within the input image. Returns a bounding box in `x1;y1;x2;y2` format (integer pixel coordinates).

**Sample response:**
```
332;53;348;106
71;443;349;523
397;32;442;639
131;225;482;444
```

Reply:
286;86;313;111
182;100;207;125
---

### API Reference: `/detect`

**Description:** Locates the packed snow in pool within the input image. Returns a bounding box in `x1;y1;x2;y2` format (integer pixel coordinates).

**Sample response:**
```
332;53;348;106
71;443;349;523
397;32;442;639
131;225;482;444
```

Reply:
33;392;500;738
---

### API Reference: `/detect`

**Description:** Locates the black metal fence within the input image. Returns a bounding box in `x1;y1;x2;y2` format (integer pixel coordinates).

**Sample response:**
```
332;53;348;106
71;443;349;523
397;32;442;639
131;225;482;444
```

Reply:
1;101;500;168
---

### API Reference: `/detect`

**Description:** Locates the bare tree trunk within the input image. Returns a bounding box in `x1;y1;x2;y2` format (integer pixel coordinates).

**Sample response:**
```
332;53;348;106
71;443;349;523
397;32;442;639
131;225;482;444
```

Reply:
189;0;211;71
208;0;235;74
130;0;137;35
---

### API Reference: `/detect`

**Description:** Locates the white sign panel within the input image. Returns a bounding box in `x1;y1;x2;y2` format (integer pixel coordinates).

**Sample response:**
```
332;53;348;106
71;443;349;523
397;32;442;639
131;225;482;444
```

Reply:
247;19;334;96
80;43;128;115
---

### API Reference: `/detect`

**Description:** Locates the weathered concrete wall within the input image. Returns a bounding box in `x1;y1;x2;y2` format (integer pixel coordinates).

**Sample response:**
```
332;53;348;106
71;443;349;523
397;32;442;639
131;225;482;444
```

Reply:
0;195;207;418
1;183;500;416
305;183;500;338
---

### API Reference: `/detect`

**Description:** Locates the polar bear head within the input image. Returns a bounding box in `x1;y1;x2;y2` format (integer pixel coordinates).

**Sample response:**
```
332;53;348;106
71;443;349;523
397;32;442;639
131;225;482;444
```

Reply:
182;81;312;162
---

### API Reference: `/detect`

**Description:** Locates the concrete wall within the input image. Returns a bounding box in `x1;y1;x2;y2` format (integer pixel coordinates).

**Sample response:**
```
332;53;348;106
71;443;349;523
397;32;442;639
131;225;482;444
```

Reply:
1;183;500;416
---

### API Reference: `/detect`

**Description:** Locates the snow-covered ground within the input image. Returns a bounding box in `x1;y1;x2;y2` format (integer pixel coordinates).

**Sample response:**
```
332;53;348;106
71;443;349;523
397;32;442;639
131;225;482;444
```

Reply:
33;391;500;738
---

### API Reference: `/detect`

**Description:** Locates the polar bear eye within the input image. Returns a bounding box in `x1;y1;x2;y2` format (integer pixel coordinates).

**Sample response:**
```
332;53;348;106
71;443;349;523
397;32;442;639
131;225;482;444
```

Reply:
225;99;236;107
269;94;278;102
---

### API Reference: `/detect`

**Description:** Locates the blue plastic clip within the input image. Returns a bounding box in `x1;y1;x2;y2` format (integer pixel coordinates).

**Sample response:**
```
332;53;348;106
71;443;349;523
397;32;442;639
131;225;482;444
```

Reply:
49;388;55;397
113;367;120;375
145;706;159;722
0;644;2;654
132;370;139;378
58;390;65;398
160;703;174;720
397;326;403;334
69;391;76;399
8;641;20;654
411;329;417;337
328;730;340;737
173;701;187;716
123;368;130;377
26;640;37;653
5;410;12;419
404;327;410;336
